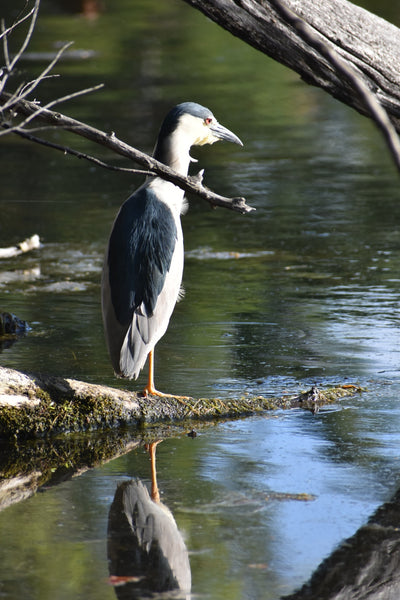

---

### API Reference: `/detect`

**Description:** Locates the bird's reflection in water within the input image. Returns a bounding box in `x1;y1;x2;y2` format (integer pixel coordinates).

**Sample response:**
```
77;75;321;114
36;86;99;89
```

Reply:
107;442;191;599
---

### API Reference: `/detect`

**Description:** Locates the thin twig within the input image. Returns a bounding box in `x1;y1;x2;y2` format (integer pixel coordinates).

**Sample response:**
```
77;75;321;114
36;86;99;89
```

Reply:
12;41;73;103
8;125;155;176
0;83;104;136
1;1;48;99
268;0;400;172
0;3;36;43
1;41;78;115
8;0;40;71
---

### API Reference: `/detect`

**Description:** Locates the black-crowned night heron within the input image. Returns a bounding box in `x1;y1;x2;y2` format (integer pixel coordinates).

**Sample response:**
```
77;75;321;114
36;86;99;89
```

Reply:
102;102;242;396
107;443;191;597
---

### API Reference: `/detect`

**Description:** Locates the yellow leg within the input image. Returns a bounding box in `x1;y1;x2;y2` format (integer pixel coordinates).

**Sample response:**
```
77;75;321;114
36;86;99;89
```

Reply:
143;349;165;396
147;440;162;503
142;349;191;400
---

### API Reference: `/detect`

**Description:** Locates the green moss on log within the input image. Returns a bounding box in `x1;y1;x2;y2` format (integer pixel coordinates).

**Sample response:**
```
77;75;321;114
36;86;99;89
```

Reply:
0;366;363;439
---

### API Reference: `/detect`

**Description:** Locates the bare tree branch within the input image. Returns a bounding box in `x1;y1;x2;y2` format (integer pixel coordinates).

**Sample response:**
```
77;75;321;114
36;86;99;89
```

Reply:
0;3;37;43
9;126;155;176
0;0;40;96
0;0;253;214
0;92;253;213
0;82;105;136
268;0;400;171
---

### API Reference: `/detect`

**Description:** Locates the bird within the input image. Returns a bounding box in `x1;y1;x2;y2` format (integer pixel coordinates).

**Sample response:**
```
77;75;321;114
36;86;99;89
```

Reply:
107;443;191;597
101;102;243;396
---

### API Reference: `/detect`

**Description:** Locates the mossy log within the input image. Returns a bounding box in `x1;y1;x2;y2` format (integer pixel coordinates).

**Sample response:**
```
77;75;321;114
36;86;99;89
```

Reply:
0;366;361;439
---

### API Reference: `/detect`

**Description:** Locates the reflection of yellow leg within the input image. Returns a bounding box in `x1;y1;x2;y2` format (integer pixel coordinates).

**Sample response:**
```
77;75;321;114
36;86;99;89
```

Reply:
143;349;191;400
147;440;162;503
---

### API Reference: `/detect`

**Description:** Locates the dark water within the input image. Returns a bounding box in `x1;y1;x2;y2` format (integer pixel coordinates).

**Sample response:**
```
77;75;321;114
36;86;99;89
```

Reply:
1;1;400;599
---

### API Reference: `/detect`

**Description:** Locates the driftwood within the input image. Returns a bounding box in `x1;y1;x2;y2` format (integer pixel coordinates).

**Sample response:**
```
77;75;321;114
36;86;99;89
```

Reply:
0;234;40;259
0;365;361;439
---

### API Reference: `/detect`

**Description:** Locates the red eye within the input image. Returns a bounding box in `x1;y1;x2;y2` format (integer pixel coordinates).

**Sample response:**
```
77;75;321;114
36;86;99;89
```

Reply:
205;117;212;125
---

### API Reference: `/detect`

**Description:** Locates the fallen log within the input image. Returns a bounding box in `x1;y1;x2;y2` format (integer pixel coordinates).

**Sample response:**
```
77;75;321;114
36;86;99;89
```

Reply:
0;365;361;439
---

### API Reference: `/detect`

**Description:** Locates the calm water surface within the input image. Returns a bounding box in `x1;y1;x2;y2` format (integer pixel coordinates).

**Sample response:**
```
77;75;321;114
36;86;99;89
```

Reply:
1;1;400;598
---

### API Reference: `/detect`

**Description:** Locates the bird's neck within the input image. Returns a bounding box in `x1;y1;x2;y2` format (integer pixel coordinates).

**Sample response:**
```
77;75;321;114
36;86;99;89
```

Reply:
153;131;193;176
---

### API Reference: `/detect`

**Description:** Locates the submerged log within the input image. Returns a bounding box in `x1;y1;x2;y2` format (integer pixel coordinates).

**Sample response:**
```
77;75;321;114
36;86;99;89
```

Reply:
0;365;361;439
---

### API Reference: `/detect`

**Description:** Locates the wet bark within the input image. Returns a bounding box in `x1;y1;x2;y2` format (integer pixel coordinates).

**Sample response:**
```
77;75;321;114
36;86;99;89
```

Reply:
0;365;360;439
183;0;400;131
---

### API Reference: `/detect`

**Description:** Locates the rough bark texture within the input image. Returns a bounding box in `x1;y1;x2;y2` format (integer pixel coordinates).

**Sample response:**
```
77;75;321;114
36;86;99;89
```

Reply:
0;366;359;438
183;0;400;130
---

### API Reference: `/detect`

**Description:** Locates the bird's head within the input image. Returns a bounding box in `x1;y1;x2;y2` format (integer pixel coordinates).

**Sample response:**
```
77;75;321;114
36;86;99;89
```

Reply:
154;102;243;173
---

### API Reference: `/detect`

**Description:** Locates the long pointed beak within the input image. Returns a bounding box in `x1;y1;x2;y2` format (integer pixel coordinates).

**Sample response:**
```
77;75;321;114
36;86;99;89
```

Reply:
210;121;243;146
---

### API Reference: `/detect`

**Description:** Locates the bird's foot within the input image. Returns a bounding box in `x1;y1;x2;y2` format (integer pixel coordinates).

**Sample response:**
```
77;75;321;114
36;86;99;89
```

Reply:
142;385;168;398
142;385;192;401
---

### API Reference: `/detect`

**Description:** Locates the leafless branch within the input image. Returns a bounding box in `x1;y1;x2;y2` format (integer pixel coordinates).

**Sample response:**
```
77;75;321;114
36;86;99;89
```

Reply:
0;92;253;213
9;126;155;176
0;3;37;43
0;82;105;136
0;0;252;214
268;0;400;172
0;0;40;96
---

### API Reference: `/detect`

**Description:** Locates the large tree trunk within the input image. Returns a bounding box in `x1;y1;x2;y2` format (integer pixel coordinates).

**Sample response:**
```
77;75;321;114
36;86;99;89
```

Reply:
183;0;400;131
